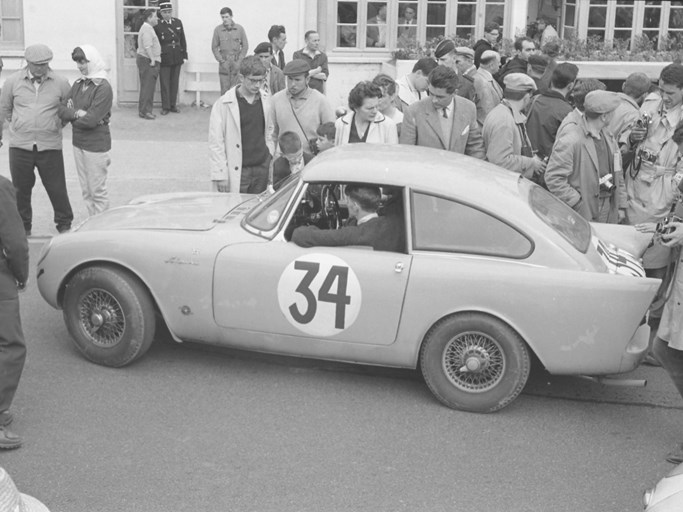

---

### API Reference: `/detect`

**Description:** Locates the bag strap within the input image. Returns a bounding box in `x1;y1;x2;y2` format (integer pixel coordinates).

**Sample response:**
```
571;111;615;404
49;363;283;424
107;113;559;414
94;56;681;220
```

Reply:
288;99;315;153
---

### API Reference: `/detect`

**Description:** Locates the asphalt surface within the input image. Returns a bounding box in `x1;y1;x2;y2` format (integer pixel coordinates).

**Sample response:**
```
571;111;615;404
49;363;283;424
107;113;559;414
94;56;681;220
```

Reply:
1;105;683;511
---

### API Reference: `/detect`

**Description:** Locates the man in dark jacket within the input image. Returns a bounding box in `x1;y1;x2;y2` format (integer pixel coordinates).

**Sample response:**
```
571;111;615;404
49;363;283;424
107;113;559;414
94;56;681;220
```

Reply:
155;2;188;114
292;183;405;253
473;22;500;68
0;175;29;450
526;62;578;160
498;37;536;86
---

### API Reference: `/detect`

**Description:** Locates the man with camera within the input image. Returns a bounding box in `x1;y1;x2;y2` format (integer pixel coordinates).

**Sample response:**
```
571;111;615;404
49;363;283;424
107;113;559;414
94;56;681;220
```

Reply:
545;90;626;223
625;65;683;334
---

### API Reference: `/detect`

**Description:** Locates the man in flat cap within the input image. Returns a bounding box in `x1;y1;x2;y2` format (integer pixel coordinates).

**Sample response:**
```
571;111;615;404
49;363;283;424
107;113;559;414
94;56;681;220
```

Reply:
400;65;485;159
254;42;285;98
292;31;329;94
545;90;625;223
473;50;503;126
498;37;537;85
453;47;478;104
269;59;335;157
482;73;545;179
212;7;249;94
155;1;187;115
0;43;73;235
209;56;274;194
434;40;476;103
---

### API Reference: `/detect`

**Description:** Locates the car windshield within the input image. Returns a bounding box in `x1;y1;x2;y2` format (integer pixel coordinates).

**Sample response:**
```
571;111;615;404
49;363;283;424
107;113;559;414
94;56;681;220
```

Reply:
244;174;300;232
528;183;591;253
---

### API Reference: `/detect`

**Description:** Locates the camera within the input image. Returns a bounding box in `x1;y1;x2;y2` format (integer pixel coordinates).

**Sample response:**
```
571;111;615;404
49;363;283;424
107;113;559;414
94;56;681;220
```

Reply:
635;112;651;129
656;215;683;236
637;148;658;164
599;173;615;193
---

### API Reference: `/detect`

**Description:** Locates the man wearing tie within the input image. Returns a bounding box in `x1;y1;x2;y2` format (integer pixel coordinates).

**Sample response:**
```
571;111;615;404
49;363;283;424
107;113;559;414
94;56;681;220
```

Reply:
399;65;485;159
268;24;287;70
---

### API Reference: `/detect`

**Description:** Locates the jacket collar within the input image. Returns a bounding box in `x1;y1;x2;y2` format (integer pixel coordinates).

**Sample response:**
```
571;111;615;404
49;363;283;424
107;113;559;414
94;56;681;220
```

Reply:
340;111;387;125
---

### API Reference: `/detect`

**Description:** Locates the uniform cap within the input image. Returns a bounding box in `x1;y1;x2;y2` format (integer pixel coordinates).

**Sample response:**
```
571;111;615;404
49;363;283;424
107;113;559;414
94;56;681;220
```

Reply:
254;42;272;55
503;72;537;92
584;90;620;114
454;46;475;59
433;39;455;58
159;2;172;10
283;59;311;77
24;44;53;65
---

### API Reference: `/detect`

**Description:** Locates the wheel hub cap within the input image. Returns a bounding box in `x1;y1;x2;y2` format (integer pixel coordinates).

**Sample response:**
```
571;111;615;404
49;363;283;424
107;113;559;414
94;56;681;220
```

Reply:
443;331;505;392
78;289;126;347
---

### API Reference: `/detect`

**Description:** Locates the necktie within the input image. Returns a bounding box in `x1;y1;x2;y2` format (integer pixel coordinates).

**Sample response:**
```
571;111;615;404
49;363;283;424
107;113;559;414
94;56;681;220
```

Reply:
442;108;448;119
278;50;285;70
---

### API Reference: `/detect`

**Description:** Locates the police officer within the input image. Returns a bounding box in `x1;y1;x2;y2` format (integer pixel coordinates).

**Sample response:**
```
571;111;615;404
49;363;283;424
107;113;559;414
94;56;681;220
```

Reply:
155;2;187;115
0;175;29;450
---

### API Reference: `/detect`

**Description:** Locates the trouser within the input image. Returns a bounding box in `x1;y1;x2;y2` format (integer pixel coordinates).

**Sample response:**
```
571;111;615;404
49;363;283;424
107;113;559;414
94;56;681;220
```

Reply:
159;64;181;110
74;147;110;216
218;56;240;95
654;337;683;398
240;155;272;194
136;54;159;115
9;147;73;232
0;296;26;414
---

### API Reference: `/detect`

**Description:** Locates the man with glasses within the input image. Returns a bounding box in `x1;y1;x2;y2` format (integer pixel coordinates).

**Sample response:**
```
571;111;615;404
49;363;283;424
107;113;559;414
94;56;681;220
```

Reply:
209;56;274;194
473;22;500;69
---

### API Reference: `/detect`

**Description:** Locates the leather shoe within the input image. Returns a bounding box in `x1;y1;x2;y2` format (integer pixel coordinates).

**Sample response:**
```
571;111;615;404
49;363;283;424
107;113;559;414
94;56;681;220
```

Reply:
0;411;12;427
57;225;71;233
0;427;21;450
666;443;683;464
139;112;156;120
161;109;169;115
170;107;180;113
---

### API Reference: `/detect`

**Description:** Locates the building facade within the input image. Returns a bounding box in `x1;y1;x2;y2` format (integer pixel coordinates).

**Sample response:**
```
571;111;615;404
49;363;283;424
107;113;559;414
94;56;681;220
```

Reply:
0;1;677;110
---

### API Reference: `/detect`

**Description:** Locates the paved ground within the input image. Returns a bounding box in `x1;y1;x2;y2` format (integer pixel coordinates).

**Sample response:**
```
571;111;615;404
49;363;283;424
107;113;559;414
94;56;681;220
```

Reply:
0;103;213;237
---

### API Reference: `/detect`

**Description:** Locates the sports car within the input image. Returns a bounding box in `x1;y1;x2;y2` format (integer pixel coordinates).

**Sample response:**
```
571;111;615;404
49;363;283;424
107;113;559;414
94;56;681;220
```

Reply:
37;144;660;413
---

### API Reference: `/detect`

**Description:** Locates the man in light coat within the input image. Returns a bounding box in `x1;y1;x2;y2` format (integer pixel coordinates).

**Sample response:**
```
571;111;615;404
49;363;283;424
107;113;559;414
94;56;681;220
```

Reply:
472;50;503;126
482;73;545;178
400;65;485;159
209;56;274;193
545;91;626;224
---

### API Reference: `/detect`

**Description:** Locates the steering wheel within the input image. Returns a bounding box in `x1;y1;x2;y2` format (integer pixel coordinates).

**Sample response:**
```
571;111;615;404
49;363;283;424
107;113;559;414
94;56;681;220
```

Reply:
320;185;342;230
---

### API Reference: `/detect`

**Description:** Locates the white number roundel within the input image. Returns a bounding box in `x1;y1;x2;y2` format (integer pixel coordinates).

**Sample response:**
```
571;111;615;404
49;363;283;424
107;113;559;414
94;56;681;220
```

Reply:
278;253;362;337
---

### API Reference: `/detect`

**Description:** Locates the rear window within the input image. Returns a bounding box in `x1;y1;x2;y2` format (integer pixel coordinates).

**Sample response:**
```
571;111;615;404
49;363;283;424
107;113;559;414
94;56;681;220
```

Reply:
528;184;591;253
412;192;533;258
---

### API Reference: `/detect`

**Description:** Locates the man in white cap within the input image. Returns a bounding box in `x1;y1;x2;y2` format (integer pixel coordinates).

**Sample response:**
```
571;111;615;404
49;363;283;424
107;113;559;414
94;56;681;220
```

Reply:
545;90;625;223
0;43;73;236
473;50;503;126
155;1;188;115
453;46;478;104
482;72;545;178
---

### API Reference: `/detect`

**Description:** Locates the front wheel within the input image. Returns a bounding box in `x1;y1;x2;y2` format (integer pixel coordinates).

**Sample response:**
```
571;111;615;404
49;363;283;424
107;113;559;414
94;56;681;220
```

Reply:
420;313;530;413
63;266;156;367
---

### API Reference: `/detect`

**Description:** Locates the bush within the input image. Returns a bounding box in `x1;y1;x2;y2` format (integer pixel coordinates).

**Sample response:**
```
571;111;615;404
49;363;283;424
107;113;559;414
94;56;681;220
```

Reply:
392;32;683;62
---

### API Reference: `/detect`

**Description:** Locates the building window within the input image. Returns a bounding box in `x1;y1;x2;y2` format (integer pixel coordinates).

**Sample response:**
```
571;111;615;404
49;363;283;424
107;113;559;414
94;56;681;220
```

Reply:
330;0;507;51
123;0;159;58
0;0;23;50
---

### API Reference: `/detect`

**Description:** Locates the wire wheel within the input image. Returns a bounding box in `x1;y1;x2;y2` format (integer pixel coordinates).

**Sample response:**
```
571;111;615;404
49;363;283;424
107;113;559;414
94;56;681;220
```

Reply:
78;288;126;347
443;332;505;393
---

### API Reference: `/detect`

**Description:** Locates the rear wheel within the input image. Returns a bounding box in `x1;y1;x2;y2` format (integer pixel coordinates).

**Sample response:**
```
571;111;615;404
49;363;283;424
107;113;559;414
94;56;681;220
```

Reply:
420;313;530;413
63;266;156;367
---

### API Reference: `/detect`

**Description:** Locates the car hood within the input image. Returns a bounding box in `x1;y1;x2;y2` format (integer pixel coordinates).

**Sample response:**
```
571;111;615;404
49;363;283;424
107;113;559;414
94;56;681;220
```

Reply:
77;192;256;231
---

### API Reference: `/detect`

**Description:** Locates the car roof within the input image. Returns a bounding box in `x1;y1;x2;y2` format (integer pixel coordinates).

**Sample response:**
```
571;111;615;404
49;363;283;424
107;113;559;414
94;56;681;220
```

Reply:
302;144;522;200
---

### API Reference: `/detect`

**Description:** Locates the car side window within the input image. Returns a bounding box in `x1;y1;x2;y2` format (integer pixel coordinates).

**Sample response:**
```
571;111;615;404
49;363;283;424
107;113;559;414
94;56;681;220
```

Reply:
411;192;533;258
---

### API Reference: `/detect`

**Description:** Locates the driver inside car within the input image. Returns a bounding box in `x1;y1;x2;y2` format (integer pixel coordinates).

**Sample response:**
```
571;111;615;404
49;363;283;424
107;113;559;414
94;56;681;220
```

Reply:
291;183;405;252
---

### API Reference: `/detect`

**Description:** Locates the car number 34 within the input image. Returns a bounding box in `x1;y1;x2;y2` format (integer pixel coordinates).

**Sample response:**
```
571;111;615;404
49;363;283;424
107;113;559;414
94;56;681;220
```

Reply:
278;254;362;337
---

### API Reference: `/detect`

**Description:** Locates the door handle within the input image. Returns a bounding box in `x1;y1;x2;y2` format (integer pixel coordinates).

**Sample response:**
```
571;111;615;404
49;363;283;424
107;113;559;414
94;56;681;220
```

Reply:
394;262;404;273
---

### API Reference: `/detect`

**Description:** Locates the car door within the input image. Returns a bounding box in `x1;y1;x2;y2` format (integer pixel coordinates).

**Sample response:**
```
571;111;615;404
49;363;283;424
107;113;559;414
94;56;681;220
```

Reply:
213;241;412;346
